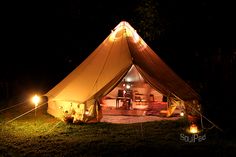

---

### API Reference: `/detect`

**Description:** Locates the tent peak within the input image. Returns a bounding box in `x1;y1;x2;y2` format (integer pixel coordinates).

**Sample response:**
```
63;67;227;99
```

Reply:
109;21;143;45
113;21;135;32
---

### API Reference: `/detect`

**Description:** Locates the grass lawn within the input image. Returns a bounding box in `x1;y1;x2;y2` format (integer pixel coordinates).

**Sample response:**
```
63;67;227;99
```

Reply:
0;103;236;157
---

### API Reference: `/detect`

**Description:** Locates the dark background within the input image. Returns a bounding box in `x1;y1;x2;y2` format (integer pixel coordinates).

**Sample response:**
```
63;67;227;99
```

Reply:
1;0;235;130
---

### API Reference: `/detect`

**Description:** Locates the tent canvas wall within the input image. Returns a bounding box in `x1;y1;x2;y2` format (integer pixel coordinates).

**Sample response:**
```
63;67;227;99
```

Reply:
45;21;201;123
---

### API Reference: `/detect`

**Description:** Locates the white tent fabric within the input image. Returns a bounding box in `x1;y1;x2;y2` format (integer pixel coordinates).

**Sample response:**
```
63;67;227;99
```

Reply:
45;21;200;122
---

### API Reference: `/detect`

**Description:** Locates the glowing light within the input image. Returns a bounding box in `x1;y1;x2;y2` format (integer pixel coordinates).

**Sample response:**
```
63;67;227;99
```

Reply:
124;26;140;43
113;22;123;30
138;39;148;51
109;29;117;41
109;24;124;41
85;110;89;115
32;94;40;107
133;30;140;43
109;21;141;43
126;77;132;82
180;111;184;117
126;84;131;89
123;90;126;94
189;124;198;134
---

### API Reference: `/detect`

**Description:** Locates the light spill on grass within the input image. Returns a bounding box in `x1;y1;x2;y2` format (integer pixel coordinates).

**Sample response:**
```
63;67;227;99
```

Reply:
0;113;236;157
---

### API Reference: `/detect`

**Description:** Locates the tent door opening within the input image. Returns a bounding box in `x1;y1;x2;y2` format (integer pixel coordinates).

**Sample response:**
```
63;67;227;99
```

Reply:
100;65;168;116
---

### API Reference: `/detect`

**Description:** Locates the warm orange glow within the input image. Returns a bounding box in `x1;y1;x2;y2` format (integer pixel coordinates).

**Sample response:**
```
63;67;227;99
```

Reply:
109;22;125;41
180;111;184;117
85;110;89;115
124;23;140;43
139;39;147;50
32;94;40;107
109;21;141;43
108;21;148;52
132;30;140;43
189;124;198;134
109;31;116;41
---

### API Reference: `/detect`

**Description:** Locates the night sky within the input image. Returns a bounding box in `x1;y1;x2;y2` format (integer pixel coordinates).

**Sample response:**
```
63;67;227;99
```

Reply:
1;0;235;109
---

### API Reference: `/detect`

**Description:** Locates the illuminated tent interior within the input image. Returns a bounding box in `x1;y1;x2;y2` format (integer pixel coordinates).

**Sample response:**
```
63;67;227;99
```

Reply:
45;21;201;123
102;65;167;116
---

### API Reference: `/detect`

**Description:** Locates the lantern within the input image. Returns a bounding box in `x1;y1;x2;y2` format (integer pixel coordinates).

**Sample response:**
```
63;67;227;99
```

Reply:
32;94;40;107
189;123;198;134
180;111;184;117
32;94;41;117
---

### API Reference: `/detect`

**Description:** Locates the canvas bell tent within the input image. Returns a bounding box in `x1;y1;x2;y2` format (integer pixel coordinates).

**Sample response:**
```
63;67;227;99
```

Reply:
45;21;201;123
